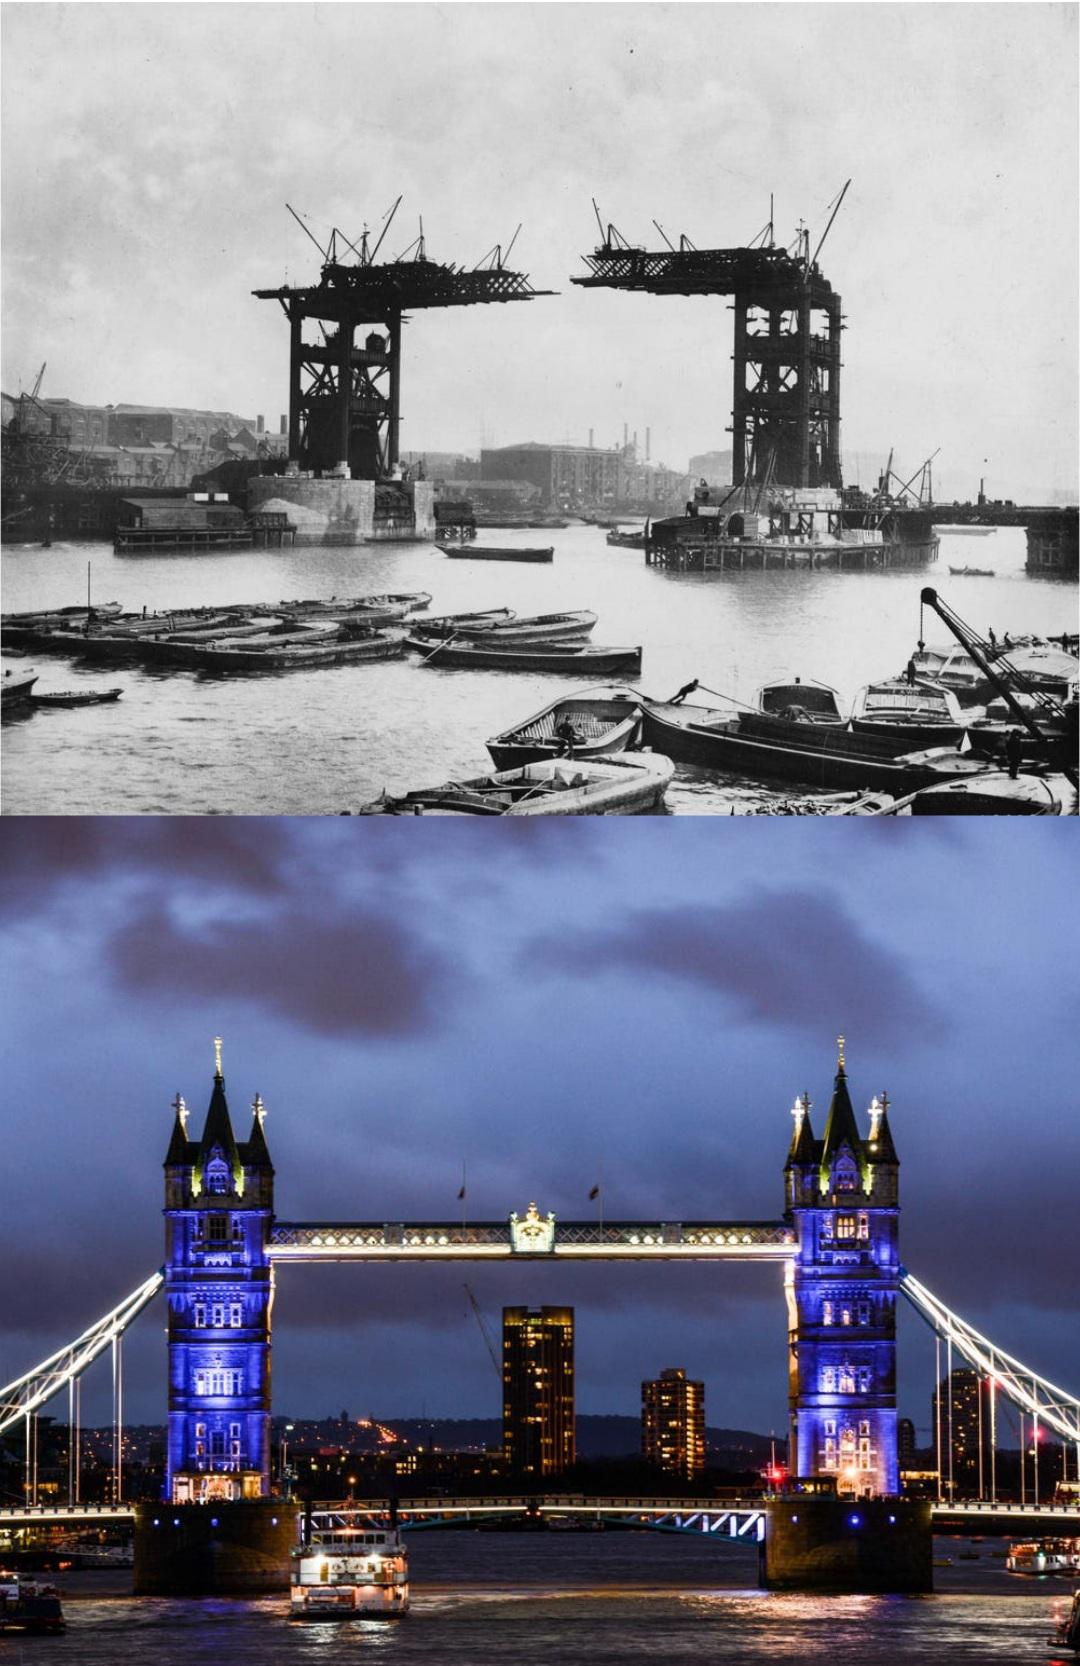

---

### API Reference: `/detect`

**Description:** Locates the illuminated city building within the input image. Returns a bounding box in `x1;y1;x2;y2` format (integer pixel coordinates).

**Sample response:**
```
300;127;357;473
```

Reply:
163;1044;274;1502
641;1368;705;1478
784;1042;900;1497
933;1368;993;1496
502;1307;575;1477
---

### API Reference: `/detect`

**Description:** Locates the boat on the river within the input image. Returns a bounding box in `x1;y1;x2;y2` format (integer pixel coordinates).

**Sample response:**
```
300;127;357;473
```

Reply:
290;1523;409;1619
1006;1539;1080;1575
357;753;673;816
406;637;642;674
1049;1587;1080;1652
30;686;123;707
849;678;966;747
947;565;994;577
905;642;988;704
438;544;553;563
0;1571;65;1634
271;591;431;622
486;687;643;770
934;524;997;536
1;667;38;706
406;608;515;635
757;677;844;723
903;771;1075;816
411;610;597;644
606;527;648;548
638;695;987;794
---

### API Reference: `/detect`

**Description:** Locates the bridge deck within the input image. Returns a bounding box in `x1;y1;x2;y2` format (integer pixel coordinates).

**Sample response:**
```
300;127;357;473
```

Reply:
268;1220;797;1262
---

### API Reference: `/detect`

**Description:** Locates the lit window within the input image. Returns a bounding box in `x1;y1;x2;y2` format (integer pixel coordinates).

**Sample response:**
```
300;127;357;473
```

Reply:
840;1306;852;1326
193;1304;206;1328
822;1301;834;1326
838;1364;856;1394
836;1215;857;1241
230;1303;243;1328
211;1304;225;1328
857;1213;869;1241
821;1367;836;1392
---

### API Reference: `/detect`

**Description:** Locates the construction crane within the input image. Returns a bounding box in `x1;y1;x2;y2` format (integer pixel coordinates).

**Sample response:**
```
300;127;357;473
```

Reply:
919;588;1077;787
464;1285;502;1382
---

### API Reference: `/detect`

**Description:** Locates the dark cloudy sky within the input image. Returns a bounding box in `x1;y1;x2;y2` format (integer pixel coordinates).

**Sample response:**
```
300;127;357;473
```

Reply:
1;818;1076;1448
2;3;1076;499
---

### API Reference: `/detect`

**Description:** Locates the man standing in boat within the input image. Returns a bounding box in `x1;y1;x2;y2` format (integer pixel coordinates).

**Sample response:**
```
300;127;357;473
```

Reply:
1005;728;1023;780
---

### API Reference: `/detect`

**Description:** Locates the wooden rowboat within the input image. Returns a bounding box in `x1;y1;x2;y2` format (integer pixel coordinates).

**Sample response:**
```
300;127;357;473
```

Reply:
411;610;597;644
438;544;554;563
30;687;123;707
486;687;643;770
356;753;674;816
406;637;641;674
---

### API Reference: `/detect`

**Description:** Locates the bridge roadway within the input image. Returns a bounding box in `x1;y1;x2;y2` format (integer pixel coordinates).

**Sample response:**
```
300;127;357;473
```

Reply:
267;1219;798;1261
4;1497;1079;1536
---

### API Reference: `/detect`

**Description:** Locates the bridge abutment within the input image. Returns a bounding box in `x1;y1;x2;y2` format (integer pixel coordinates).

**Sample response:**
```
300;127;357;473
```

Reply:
761;1497;932;1593
133;1500;298;1595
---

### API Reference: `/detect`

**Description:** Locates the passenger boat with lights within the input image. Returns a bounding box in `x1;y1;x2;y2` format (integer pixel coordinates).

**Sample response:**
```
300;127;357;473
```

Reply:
290;1521;409;1619
1006;1538;1080;1575
1049;1587;1080;1652
0;1571;65;1634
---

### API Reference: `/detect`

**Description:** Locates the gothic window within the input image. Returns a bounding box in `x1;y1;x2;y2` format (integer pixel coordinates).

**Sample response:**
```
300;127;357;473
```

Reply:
838;1362;856;1394
824;1438;837;1469
857;1367;872;1393
857;1212;869;1242
205;1155;231;1195
836;1214;857;1241
210;1430;226;1457
232;1218;243;1241
857;1301;871;1325
824;1420;836;1437
229;1302;243;1328
840;1305;853;1326
193;1303;206;1328
820;1366;836;1392
207;1215;228;1243
858;1420;870;1438
193;1367;243;1396
211;1303;225;1328
832;1153;859;1192
822;1300;834;1326
821;1216;834;1240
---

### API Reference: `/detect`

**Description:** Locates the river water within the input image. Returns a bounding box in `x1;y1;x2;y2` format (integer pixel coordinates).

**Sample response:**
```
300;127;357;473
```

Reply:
13;1533;1074;1665
1;526;1074;815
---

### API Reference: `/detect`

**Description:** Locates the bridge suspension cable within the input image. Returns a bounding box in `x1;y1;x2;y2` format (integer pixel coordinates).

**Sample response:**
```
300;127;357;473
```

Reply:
0;1270;163;1436
900;1270;1080;1446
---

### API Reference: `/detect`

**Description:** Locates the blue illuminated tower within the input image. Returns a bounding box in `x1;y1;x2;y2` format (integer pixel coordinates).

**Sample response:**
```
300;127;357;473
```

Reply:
163;1042;274;1503
784;1039;899;1497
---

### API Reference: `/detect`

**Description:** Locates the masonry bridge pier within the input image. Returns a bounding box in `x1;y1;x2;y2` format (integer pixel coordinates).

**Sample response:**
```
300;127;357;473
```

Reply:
3;1042;1078;1598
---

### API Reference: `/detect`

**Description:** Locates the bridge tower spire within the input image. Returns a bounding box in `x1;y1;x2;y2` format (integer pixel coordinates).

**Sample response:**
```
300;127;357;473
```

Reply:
163;1046;275;1503
784;1042;900;1498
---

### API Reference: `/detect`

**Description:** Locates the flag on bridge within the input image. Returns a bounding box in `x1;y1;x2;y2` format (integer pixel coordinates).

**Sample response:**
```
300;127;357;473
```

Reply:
588;1185;600;1201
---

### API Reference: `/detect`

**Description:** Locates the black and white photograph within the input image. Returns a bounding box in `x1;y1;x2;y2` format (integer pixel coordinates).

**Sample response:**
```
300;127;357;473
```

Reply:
2;2;1076;816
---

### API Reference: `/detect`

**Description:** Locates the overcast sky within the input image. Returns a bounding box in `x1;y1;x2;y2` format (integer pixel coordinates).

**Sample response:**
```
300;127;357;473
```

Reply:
2;3;1076;498
1;818;1076;1446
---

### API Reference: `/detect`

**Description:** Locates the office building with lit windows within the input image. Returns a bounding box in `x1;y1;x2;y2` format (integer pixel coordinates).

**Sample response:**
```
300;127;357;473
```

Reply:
932;1368;993;1496
502;1306;575;1477
641;1368;705;1478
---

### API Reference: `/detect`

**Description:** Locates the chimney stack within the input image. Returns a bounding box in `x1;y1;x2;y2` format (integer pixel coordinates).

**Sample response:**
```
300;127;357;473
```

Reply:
256;414;265;434
588;427;594;450
646;426;651;462
623;422;628;450
280;415;288;435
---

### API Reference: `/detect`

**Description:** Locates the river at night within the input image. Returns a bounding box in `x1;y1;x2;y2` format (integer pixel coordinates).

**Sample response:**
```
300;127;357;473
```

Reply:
1;525;1074;815
12;1532;1075;1665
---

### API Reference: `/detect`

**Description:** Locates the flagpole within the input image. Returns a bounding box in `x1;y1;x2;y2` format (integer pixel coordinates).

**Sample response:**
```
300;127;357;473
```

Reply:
459;1160;467;1231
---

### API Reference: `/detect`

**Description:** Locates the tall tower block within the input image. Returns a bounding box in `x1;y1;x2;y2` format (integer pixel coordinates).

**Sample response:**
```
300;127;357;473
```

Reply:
784;1041;900;1497
163;1044;275;1503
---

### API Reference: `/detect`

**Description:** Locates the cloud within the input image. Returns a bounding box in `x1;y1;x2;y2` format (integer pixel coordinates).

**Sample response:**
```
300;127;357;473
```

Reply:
526;887;946;1047
0;818;297;919
105;902;456;1039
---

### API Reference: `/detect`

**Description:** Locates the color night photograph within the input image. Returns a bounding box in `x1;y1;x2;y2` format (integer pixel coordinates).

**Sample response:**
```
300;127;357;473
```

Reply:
0;818;1078;1661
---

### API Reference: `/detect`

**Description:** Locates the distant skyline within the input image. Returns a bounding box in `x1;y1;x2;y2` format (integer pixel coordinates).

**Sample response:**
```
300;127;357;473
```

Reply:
2;3;1077;500
1;819;1077;1446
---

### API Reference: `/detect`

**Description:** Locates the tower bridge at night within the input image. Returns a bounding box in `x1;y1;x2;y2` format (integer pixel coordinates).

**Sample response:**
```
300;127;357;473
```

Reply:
3;1040;1078;1594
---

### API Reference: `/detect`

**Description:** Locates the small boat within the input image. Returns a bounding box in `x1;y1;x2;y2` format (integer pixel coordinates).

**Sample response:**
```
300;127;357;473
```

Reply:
409;608;515;634
1049;1587;1080;1652
30;686;123;707
906;770;1073;816
904;642;988;704
849;678;966;747
438;544;554;563
606;527;647;548
273;591;431;622
486;687;643;770
410;610;597;644
1;667;38;706
406;637;642;674
0;1571;65;1634
290;1523;409;1619
947;565;994;577
357;753;673;816
757;677;844;723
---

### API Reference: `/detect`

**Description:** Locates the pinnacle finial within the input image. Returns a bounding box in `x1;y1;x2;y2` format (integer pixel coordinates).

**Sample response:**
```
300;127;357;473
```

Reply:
837;1034;846;1072
252;1092;266;1126
213;1036;223;1078
791;1094;804;1129
868;1094;882;1140
172;1092;188;1131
